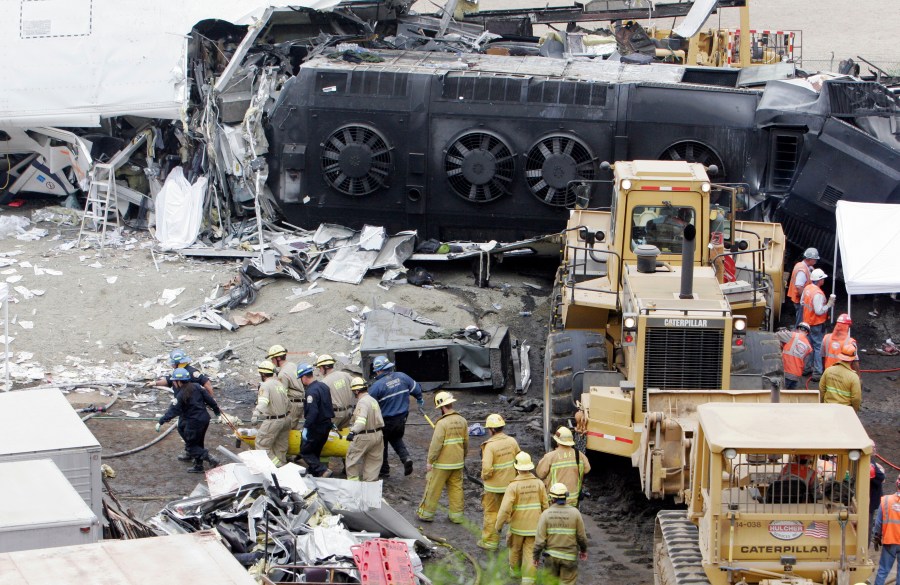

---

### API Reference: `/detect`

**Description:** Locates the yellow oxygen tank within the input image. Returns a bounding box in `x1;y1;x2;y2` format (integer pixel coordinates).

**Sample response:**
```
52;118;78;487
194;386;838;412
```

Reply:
237;428;350;458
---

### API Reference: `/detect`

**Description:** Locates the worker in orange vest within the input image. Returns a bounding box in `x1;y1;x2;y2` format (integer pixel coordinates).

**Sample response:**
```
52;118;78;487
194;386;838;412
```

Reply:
872;476;900;585
787;248;819;328
782;322;813;389
800;268;835;380
822;313;860;373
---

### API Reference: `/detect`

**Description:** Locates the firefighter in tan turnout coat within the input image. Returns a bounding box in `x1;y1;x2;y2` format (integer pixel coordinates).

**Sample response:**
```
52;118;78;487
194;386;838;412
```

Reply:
496;452;548;585
478;413;520;551
416;391;468;523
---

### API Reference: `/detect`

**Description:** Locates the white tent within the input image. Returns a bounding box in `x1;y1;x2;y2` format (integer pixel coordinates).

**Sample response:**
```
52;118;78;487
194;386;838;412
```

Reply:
835;201;900;296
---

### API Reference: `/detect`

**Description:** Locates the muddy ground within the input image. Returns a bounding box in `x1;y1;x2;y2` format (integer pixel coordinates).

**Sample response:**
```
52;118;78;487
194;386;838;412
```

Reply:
5;202;900;585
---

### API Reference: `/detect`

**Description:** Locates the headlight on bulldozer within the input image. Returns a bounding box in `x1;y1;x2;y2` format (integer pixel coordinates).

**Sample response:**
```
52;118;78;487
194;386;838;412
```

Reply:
701;182;711;193
733;317;747;333
621;179;632;190
624;316;637;330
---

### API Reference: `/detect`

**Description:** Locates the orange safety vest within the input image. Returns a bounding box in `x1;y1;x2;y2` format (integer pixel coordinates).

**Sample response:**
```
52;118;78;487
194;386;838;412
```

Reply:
782;331;812;378
823;334;857;370
781;462;816;486
787;261;811;303
801;283;827;327
880;493;900;545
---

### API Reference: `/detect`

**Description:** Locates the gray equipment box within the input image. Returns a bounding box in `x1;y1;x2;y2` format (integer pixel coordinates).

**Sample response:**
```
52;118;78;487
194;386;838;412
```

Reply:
0;530;257;585
0;459;99;551
0;389;102;520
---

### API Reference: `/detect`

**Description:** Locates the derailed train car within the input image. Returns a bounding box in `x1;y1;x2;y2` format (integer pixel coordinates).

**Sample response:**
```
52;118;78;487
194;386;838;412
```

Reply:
267;49;900;257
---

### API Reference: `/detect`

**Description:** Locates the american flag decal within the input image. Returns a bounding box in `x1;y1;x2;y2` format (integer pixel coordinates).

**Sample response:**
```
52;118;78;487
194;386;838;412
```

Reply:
805;521;829;539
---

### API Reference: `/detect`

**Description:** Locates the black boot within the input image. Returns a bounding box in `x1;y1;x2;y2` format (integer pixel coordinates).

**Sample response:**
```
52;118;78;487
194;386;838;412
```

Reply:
187;458;205;473
204;453;220;468
403;459;414;476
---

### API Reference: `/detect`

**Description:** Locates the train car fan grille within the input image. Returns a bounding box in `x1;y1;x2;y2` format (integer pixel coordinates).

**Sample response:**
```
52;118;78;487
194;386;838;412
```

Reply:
643;328;724;395
524;134;596;207
444;131;515;203
321;125;393;196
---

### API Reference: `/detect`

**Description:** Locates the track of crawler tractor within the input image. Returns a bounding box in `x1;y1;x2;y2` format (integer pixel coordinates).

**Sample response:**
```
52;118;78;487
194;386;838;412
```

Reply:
654;510;711;585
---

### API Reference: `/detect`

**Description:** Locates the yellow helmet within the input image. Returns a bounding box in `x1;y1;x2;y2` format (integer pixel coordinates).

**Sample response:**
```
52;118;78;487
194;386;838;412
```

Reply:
514;451;535;471
315;354;336;368
258;360;276;375
485;414;505;429
266;344;287;359
434;391;456;409
553;427;575;446
350;376;367;392
549;482;569;499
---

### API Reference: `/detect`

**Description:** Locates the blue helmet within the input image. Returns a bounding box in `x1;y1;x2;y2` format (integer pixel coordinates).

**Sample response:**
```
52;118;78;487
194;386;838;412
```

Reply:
296;363;315;378
171;367;191;382
169;349;190;366
372;355;394;373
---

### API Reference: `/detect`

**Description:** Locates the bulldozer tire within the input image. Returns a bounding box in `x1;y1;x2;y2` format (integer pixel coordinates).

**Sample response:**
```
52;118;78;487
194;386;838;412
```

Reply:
543;330;607;449
730;330;783;386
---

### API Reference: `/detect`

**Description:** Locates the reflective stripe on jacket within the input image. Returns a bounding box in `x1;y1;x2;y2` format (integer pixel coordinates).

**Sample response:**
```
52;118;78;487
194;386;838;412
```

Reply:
801;283;827;327
533;504;588;562
536;447;591;506
428;411;468;470
257;378;290;417
818;362;862;411
350;393;384;434
481;432;520;494
880;494;900;545
823;333;858;370
787;261;810;303
496;473;548;537
782;331;812;379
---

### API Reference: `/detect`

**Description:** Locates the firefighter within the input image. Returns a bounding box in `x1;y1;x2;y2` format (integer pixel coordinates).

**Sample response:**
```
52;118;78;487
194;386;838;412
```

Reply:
345;377;384;482
787;248;819;328
496;452;548;585
478;413;520;551
416;391;467;523
872;476;900;585
536;427;591;507
298;363;334;478
818;344;862;411
822;314;860;373
251;360;292;467
782;322;813;389
316;354;355;430
266;344;305;429
533;483;588;585
147;349;216;462
800;268;836;380
368;355;424;477
155;368;223;473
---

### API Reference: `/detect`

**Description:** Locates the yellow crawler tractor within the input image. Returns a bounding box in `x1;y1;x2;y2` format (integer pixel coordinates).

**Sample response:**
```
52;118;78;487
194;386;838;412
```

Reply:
655;402;874;585
543;160;807;501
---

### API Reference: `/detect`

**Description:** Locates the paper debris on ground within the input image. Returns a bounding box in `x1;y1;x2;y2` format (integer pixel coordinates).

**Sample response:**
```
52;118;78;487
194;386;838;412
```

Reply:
289;301;313;313
5;275;22;283
148;314;175;330
233;311;271;326
158;288;185;305
106;276;118;284
13;286;34;300
18;321;33;330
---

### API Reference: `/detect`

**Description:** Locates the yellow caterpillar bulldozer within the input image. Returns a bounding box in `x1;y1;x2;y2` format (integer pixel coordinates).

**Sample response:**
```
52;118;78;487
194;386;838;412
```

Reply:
654;402;874;585
543;159;813;502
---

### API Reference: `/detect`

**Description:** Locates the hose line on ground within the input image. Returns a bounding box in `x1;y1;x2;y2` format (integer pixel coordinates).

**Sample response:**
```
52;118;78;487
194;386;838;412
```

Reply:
424;532;482;585
103;423;177;458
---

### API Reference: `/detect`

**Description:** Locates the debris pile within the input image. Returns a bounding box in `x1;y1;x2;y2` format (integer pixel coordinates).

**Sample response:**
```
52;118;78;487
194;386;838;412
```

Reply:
149;449;432;583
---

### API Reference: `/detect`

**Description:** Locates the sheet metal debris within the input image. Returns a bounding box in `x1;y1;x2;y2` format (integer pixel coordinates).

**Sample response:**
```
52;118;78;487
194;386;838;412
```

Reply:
149;448;432;583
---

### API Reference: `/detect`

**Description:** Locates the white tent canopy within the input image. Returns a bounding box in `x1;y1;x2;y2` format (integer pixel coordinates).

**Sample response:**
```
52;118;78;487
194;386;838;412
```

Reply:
835;201;900;295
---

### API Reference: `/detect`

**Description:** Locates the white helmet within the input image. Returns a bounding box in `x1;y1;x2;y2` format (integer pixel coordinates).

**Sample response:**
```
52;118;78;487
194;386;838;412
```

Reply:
803;248;820;260
810;268;828;281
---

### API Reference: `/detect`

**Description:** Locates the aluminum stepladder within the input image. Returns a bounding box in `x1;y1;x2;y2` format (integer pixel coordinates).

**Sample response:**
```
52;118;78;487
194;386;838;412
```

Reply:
77;132;148;250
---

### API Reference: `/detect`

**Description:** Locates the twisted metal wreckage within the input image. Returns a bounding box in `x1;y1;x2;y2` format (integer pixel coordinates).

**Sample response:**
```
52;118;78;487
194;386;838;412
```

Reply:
1;0;898;272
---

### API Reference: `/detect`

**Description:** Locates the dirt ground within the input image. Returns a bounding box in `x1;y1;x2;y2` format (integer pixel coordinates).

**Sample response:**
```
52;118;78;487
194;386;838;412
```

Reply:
5;202;900;585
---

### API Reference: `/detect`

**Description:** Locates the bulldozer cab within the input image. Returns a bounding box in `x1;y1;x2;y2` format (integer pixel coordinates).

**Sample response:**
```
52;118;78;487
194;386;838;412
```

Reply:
661;402;875;585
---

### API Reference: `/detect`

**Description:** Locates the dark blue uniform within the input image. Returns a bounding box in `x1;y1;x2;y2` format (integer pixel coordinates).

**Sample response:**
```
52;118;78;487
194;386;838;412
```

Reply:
164;365;211;451
159;383;221;462
301;380;334;476
368;371;422;475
